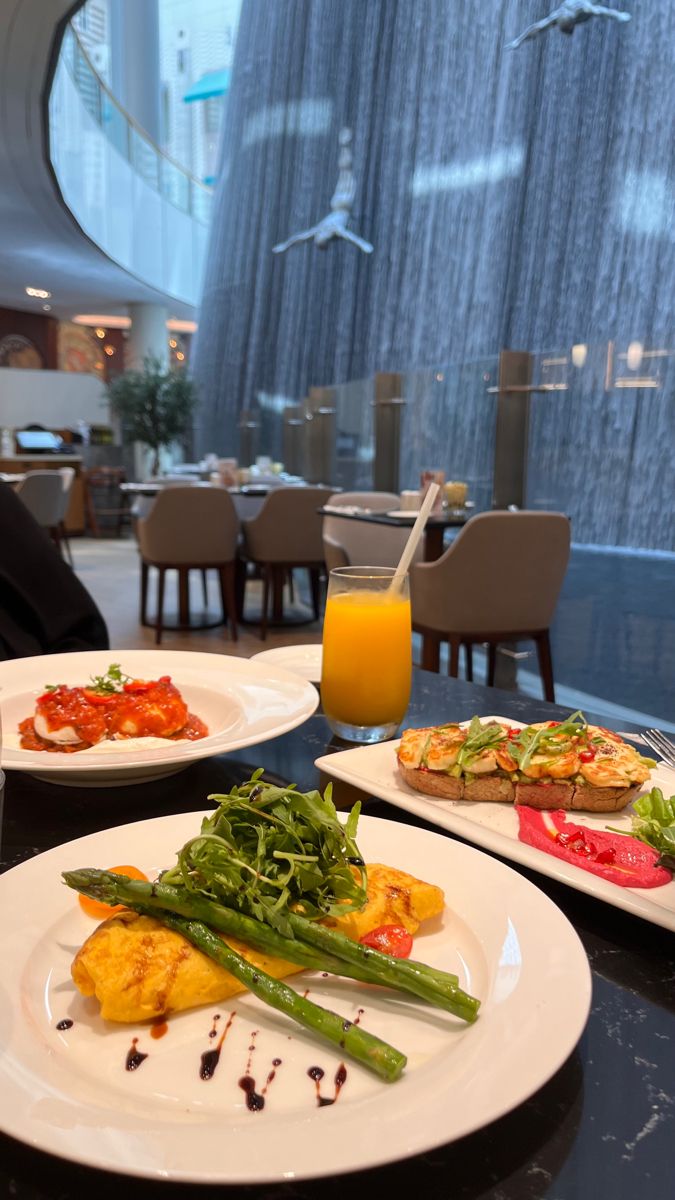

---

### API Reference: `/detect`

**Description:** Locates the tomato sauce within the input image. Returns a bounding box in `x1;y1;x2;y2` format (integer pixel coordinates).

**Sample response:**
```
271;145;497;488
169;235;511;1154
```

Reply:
19;676;208;752
517;806;670;889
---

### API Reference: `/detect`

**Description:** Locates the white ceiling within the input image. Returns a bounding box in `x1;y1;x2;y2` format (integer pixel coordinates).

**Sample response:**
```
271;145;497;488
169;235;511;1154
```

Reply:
0;0;196;322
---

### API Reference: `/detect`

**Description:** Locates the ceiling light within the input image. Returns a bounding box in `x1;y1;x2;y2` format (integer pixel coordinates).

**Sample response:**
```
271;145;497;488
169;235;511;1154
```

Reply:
25;286;51;299
73;314;131;329
42;304;52;312
104;345;115;356
571;344;587;368
169;338;178;349
176;351;185;361
95;327;106;339
626;341;643;371
167;319;197;333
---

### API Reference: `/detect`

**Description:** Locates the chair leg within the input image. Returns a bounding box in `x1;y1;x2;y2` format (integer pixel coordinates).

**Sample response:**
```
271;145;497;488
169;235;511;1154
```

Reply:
421;634;441;673
309;568;321;620
535;630;555;703
156;567;166;645
235;559;247;619
487;643;497;687
140;560;149;625
201;569;209;606
464;641;474;682
219;564;238;641
271;565;285;623
178;567;190;626
260;566;270;641
448;635;461;678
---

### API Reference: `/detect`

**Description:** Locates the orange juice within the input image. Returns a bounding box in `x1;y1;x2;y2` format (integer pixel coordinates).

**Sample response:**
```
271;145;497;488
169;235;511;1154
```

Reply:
321;590;412;729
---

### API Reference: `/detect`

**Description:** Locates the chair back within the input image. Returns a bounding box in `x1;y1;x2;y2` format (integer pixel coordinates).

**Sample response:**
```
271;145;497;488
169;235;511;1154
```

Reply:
411;511;571;633
243;486;333;563
136;485;240;564
15;471;64;528
323;491;421;572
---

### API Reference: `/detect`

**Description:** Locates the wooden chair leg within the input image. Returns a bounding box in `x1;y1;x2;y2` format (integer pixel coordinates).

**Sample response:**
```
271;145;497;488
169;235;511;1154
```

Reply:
421;634;441;673
140;560;149;625
487;643;497;687
448;635;461;677
219;564;238;641
464;641;474;682
535;630;555;702
235;559;247;620
201;569;209;606
178;567;190;626
271;565;285;623
260;566;270;641
156;567;166;645
309;567;321;619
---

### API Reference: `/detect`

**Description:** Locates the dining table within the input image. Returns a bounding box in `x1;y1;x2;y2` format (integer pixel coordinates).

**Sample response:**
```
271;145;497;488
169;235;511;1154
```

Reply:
1;668;673;1200
318;503;473;561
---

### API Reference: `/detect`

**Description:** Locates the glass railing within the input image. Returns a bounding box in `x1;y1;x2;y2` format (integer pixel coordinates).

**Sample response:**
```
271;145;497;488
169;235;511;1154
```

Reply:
59;24;212;225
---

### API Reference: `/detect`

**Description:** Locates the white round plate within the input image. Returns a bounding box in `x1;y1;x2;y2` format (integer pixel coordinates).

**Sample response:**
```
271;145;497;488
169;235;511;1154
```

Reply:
0;650;318;786
251;643;323;683
0;812;591;1183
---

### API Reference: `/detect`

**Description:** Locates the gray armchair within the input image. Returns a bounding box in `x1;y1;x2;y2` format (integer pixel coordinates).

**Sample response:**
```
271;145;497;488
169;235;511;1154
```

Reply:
241;485;333;638
411;511;570;700
136;485;240;644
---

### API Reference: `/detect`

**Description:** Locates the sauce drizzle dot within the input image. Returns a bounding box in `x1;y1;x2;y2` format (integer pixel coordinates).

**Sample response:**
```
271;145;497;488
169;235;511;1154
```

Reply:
125;1038;148;1071
56;1018;73;1031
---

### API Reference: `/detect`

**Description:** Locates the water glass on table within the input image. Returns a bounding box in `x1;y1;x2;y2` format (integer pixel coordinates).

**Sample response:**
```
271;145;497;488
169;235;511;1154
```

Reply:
321;566;412;743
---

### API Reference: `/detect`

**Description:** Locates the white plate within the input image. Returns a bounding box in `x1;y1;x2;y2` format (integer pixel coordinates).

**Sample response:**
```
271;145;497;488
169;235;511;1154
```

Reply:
0;650;318;786
386;509;420;519
316;716;675;932
0;811;590;1183
251;643;323;683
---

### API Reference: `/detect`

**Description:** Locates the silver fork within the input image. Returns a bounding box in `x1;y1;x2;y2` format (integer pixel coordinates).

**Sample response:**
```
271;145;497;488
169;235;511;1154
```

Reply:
642;729;675;768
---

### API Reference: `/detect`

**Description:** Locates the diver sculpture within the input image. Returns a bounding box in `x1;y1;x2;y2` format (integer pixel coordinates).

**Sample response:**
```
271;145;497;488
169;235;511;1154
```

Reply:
272;128;373;255
507;1;631;49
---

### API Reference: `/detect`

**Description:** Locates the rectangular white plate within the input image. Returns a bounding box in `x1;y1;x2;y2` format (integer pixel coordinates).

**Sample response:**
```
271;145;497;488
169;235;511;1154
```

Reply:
316;717;675;933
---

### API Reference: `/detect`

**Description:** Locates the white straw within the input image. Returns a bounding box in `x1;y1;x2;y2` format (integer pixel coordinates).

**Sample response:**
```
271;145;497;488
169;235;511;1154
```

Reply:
392;482;440;588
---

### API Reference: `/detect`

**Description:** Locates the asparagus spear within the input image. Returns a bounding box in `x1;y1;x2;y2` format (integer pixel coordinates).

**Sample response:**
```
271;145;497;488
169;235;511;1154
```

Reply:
288;913;480;1024
133;905;407;1082
62;869;477;1019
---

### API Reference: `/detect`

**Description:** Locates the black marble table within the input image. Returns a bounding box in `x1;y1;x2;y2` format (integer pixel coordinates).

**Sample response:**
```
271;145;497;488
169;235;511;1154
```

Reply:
1;670;673;1200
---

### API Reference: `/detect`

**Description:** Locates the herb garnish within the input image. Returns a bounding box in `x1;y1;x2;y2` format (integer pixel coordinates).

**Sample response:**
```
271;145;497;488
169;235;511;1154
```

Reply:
456;717;506;769
614;787;675;872
87;663;131;694
161;771;368;937
510;711;587;771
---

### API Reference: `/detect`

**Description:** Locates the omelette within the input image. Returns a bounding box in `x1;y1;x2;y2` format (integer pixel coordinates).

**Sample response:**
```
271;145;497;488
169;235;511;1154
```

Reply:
71;863;445;1023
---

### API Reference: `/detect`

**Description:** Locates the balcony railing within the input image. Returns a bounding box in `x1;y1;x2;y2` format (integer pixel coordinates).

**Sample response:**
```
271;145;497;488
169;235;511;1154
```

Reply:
60;24;212;225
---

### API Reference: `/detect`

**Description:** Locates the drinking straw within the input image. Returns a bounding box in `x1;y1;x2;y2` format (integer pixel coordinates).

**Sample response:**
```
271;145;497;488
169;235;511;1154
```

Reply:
391;482;440;589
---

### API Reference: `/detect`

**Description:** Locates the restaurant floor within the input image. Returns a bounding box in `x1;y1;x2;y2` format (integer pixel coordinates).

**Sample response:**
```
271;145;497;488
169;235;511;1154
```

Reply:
70;536;675;730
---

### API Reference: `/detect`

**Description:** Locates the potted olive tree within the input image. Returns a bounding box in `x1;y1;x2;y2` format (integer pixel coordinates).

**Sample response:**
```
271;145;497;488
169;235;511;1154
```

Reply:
106;356;199;477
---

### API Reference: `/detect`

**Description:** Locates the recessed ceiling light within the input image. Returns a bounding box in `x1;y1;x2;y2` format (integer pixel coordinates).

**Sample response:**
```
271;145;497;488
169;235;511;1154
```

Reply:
25;286;51;299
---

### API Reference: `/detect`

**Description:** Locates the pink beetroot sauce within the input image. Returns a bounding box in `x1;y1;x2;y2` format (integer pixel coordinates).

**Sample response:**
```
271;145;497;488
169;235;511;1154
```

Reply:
516;807;671;889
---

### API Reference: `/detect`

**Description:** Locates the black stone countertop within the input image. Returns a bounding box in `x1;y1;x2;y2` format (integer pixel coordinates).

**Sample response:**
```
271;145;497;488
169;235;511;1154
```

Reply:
1;670;673;1200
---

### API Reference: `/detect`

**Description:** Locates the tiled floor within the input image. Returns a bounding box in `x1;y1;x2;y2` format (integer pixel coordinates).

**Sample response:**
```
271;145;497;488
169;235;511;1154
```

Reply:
69;536;675;729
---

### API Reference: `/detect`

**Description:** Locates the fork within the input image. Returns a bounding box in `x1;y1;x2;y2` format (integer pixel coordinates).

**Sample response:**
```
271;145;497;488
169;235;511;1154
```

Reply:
642;729;675;768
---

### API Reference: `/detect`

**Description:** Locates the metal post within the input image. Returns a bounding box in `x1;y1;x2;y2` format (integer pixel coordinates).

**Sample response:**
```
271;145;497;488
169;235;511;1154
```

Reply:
282;405;306;477
491;350;533;509
373;372;404;493
306;388;336;484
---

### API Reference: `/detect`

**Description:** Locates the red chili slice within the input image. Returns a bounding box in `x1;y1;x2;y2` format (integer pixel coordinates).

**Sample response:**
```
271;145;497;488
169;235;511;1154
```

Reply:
123;680;153;693
360;925;413;958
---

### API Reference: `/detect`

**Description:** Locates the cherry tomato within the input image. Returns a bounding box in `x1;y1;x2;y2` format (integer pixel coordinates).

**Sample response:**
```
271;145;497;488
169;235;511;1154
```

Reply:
547;721;561;728
78;865;148;919
360;924;413;958
82;688;116;705
579;749;596;762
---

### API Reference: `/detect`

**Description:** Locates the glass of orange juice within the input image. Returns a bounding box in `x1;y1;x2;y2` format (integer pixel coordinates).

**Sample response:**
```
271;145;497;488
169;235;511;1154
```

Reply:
321;566;412;743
